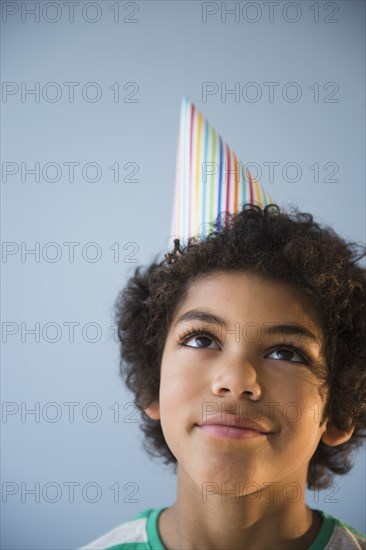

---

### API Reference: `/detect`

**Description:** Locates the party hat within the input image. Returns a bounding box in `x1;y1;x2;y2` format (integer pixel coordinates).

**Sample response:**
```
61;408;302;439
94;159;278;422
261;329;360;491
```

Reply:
170;97;274;245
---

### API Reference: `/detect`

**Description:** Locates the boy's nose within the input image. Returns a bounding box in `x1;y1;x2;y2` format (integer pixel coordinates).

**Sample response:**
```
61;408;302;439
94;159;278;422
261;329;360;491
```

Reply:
210;357;262;400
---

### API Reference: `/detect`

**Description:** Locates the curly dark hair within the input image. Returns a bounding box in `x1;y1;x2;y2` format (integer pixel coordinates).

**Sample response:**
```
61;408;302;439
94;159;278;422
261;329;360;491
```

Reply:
114;204;366;490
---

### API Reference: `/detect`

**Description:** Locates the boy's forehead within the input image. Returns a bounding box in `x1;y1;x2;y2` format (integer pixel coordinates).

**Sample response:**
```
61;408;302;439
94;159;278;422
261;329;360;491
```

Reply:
173;271;323;342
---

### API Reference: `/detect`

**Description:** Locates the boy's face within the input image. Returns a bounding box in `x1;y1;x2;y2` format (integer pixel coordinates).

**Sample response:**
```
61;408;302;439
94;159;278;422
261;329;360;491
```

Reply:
146;271;352;496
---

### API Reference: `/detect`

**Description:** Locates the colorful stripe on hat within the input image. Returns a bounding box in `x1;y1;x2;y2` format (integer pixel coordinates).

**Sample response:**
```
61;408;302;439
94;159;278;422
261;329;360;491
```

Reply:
171;97;273;244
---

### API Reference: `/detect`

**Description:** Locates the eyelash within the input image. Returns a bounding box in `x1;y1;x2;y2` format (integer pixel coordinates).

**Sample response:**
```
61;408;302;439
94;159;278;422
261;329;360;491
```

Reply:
177;327;311;365
178;328;220;348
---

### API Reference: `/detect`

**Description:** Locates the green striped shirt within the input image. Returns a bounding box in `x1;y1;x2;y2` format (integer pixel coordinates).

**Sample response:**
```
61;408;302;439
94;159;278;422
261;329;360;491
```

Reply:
81;508;366;550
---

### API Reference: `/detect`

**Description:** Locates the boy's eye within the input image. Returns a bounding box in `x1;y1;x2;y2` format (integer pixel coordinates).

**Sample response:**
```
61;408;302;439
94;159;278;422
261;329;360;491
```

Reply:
178;331;309;363
266;347;307;363
179;332;219;350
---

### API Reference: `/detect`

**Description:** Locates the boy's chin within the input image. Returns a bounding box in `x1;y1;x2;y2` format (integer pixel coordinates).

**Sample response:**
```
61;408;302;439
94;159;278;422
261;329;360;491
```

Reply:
182;463;268;493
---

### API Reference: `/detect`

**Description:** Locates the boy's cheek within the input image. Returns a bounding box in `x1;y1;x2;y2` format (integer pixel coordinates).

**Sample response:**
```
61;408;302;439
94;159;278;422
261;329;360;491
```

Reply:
159;379;207;438
160;362;206;401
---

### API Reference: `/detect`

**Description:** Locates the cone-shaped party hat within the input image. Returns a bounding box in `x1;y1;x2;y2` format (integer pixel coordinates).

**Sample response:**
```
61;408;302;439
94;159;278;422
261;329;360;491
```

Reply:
170;97;274;245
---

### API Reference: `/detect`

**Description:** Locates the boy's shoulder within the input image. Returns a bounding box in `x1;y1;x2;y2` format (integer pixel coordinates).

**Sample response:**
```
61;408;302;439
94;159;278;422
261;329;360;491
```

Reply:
80;507;366;550
309;509;366;550
79;508;166;550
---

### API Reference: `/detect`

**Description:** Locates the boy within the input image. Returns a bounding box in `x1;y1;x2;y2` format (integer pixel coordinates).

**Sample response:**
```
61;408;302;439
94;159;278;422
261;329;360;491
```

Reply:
82;204;366;550
81;99;365;549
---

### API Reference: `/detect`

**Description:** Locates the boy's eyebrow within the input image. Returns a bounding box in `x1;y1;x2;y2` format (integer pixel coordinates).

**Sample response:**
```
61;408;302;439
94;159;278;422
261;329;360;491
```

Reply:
173;309;319;342
173;310;224;328
263;324;319;342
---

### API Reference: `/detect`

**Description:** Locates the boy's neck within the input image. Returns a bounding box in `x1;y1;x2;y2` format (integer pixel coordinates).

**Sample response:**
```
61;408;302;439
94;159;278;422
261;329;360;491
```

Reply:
158;466;322;550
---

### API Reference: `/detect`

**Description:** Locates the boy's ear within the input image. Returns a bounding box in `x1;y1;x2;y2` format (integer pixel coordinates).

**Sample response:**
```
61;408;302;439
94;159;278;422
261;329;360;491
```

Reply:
321;421;355;446
144;401;160;420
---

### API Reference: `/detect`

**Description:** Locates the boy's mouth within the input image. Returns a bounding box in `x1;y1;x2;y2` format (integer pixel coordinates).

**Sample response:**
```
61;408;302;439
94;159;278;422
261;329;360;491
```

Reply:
196;413;274;438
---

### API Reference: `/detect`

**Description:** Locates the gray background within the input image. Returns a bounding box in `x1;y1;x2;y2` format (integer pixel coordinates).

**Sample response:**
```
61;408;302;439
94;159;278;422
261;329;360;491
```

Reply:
1;1;365;548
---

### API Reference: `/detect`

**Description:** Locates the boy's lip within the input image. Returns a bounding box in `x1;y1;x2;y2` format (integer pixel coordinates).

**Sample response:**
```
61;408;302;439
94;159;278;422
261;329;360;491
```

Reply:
196;413;274;434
